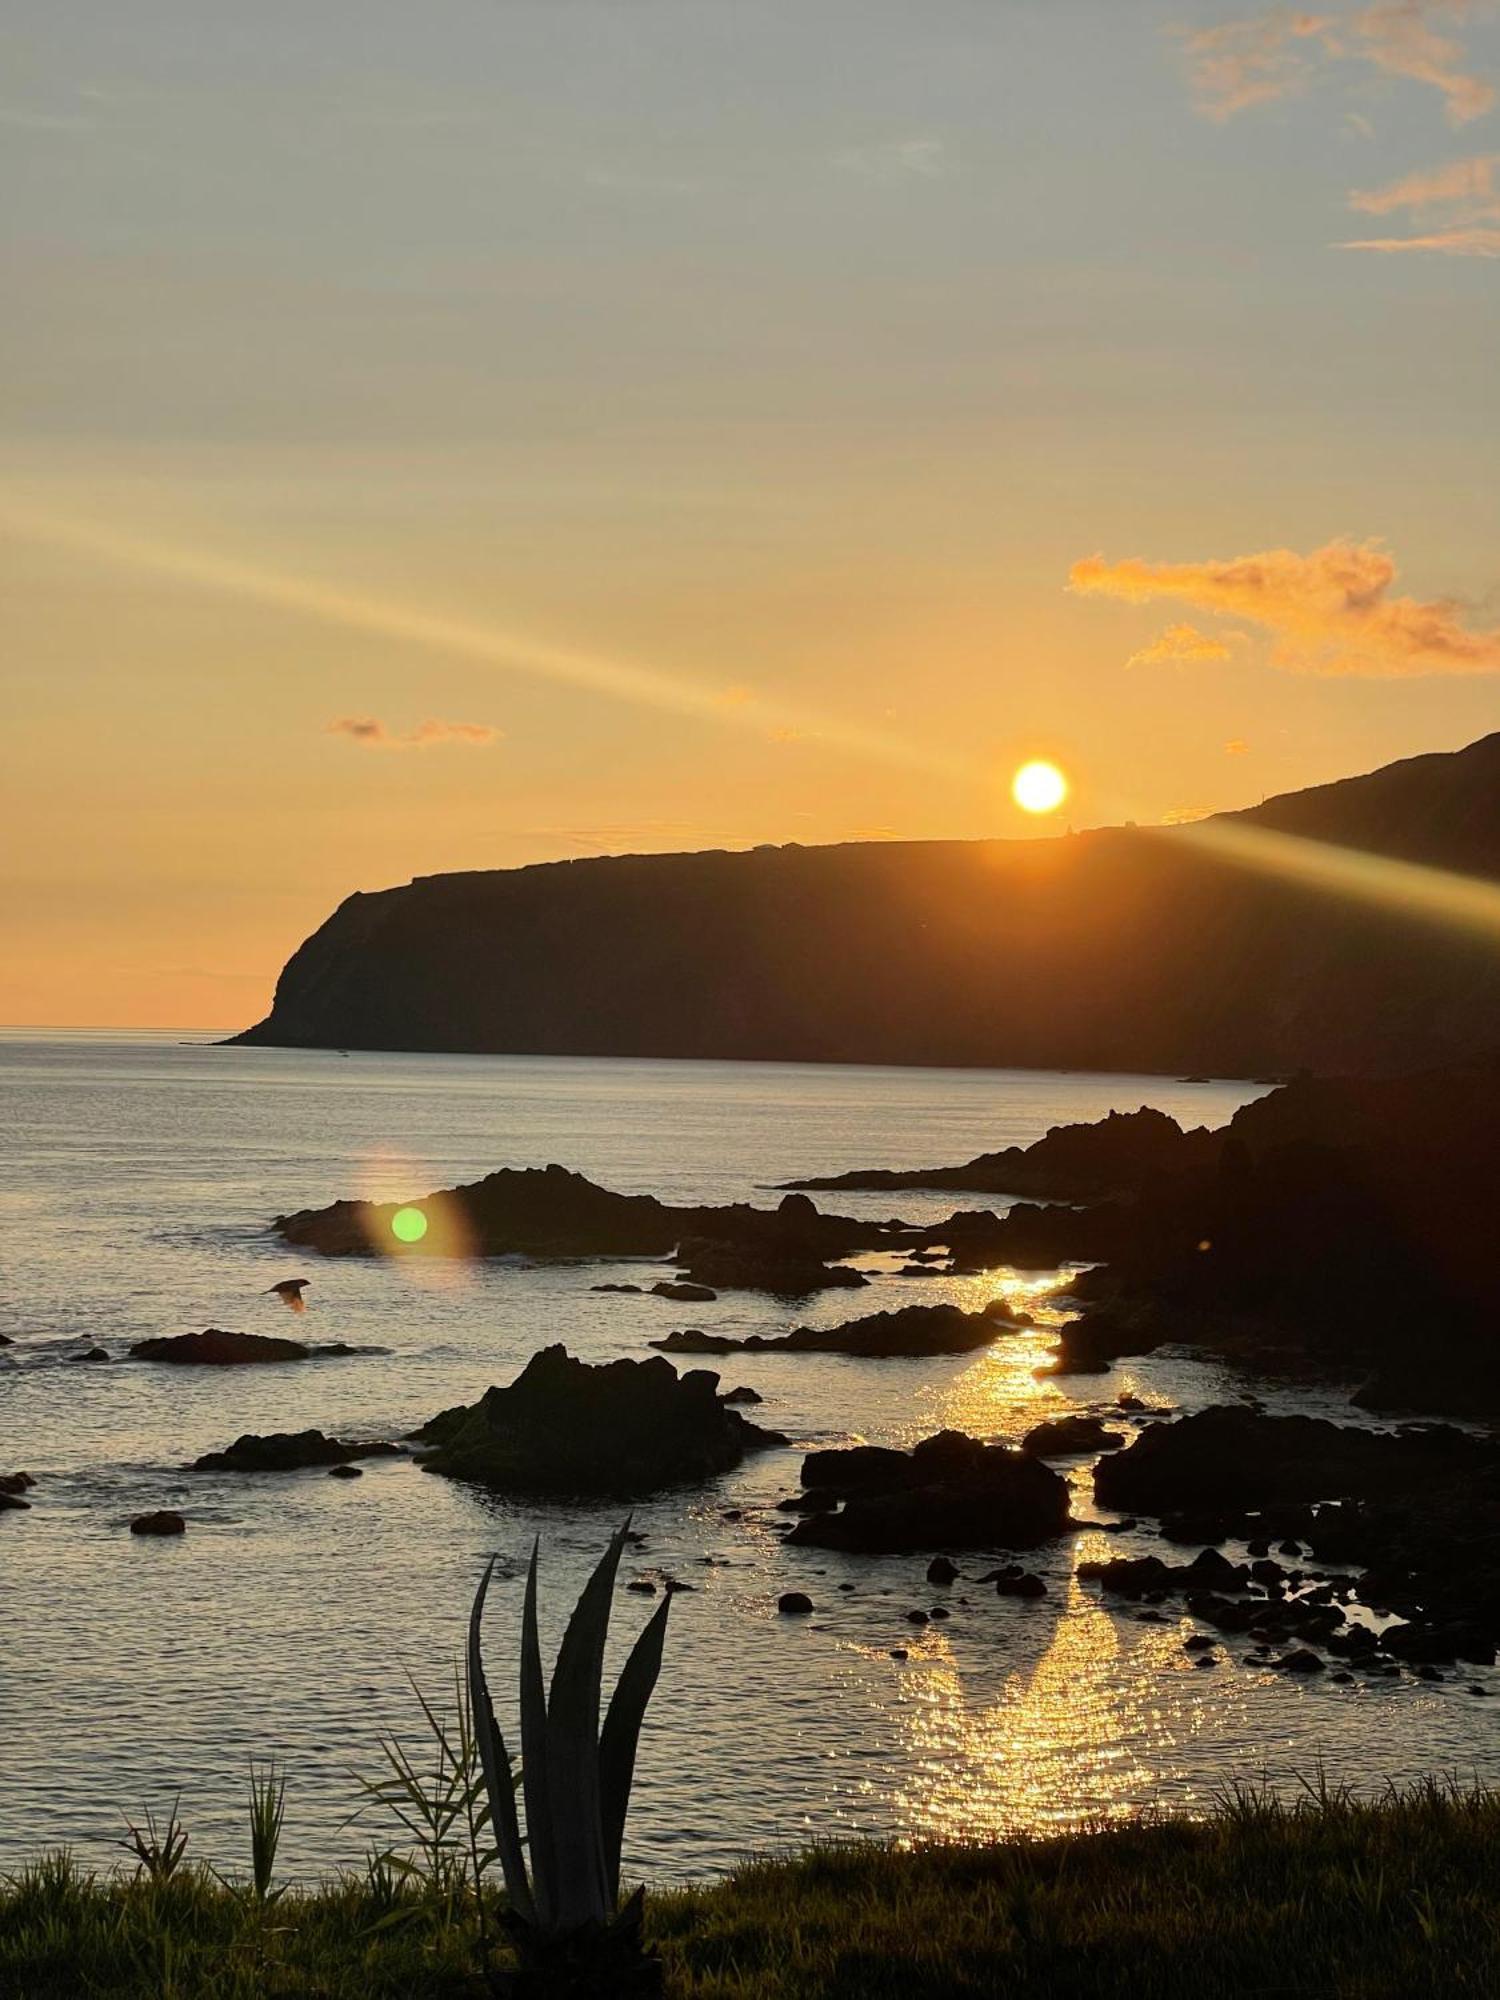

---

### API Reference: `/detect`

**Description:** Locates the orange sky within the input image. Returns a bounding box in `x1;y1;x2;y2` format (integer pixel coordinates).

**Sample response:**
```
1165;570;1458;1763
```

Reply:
3;1;1499;1029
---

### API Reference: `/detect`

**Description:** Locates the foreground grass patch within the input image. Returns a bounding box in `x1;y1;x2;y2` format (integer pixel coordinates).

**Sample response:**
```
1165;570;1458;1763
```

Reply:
4;1783;1500;1997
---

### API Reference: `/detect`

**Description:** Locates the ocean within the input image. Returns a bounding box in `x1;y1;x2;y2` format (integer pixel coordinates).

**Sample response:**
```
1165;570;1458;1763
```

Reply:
2;1031;1495;1885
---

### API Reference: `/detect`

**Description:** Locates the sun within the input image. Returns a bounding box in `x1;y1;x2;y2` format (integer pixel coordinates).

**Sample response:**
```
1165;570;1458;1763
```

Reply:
1011;759;1069;815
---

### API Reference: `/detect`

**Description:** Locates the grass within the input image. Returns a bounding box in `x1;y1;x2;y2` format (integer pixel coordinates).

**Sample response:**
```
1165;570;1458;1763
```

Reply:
4;1779;1500;1997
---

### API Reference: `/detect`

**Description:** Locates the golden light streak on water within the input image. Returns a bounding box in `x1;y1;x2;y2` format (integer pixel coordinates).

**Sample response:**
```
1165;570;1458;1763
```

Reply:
0;495;974;784
888;1574;1205;1841
1170;816;1500;943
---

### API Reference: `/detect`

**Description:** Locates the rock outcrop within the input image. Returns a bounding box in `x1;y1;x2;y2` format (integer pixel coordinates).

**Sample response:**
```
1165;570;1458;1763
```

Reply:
782;1106;1219;1198
129;1328;368;1366
651;1301;1022;1359
412;1345;787;1496
190;1430;403;1473
783;1429;1072;1553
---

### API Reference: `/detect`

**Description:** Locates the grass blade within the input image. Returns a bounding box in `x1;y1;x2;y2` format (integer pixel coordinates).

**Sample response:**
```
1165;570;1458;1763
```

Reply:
598;1591;672;1901
468;1557;534;1924
519;1538;557;1929
543;1519;630;1928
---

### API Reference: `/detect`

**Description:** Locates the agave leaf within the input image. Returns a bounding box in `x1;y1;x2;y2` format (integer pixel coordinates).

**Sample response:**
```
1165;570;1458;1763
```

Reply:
468;1558;534;1923
542;1519;631;1928
518;1538;558;1929
598;1589;672;1900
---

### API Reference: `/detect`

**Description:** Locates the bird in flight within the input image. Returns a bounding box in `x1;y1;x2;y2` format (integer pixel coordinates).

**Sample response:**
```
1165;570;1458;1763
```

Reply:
268;1278;312;1313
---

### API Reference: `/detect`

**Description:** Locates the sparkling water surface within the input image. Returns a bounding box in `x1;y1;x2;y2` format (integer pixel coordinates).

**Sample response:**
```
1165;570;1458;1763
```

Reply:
2;1032;1495;1885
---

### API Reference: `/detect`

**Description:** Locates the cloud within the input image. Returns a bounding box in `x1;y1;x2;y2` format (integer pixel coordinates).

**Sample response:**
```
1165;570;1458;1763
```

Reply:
1177;3;1497;126
1342;148;1500;248
326;715;500;749
833;137;951;182
1069;540;1500;676
1224;738;1253;754
1126;622;1242;668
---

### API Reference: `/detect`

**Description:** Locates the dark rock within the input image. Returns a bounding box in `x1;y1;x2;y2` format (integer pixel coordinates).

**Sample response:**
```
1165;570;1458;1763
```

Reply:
722;1385;762;1404
1095;1407;1493;1515
130;1328;365;1366
785;1430;1072;1555
996;1572;1047;1598
1382;1620;1495;1667
72;1347;111;1363
1184;1634;1217;1652
1023;1415;1126;1458
672;1237;867;1296
652;1300;1019;1360
929;1604;951;1620
412;1344;788;1496
780;1107;1217;1201
778;1592;814;1615
0;1472;36;1496
651;1281;718;1302
1;1492;31;1513
889;1648;908;1660
927;1555;959;1586
591;1283;643;1294
1277;1649;1325;1673
191;1430;401;1474
906;1609;930;1625
627;1579;657;1595
327;1463;364;1480
130;1511;186;1536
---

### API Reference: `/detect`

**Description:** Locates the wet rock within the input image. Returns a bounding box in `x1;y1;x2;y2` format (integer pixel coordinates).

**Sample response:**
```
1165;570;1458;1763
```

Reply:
72;1346;111;1363
1382;1620;1495;1667
1023;1415;1125;1458
1095;1406;1492;1515
996;1571;1047;1599
628;1579;657;1595
130;1328;366;1366
889;1647;908;1660
591;1283;643;1294
191;1430;401;1473
1;1472;36;1497
784;1430;1072;1555
327;1464;364;1480
906;1609;930;1625
1276;1649;1325;1674
1184;1634;1216;1652
671;1238;868;1296
0;1491;31;1513
778;1592;814;1615
651;1280;718;1302
652;1300;1020;1360
930;1604;951;1620
130;1511;186;1536
927;1555;959;1586
412;1344;788;1496
722;1385;762;1404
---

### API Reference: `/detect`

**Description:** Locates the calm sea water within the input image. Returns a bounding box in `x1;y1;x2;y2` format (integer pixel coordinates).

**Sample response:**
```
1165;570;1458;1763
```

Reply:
2;1032;1496;1886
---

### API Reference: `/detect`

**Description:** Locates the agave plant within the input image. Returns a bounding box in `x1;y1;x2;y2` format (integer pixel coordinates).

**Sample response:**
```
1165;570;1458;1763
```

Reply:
469;1520;672;1997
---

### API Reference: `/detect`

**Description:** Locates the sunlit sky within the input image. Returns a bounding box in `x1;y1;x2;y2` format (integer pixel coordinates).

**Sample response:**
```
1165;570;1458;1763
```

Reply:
3;1;1498;1028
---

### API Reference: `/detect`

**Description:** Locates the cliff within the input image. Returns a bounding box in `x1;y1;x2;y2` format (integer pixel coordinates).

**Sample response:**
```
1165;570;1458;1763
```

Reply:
233;733;1500;1075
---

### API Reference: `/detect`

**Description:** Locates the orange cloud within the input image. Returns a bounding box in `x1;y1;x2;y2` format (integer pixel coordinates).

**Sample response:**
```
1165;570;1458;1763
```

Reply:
1178;3;1496;125
1343;150;1500;250
1224;738;1253;755
327;716;500;749
1126;622;1240;668
1069;541;1500;677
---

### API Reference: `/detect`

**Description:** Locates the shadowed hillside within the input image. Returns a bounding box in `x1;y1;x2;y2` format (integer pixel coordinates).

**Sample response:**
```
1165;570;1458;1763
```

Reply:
234;734;1500;1075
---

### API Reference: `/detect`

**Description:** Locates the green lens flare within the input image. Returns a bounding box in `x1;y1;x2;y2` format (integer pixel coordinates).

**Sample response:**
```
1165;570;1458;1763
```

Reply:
391;1206;429;1244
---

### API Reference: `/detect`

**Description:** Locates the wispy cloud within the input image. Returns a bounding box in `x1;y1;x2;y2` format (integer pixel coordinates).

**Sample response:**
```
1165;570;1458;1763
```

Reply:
833;137;951;182
326;715;500;749
1178;3;1497;127
1341;147;1500;247
1126;621;1243;667
1069;540;1500;676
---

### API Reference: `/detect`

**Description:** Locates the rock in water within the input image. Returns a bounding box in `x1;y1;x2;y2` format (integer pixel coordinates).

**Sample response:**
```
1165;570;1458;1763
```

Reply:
129;1328;367;1366
412;1344;789;1496
1023;1415;1126;1457
190;1430;402;1473
778;1592;814;1615
130;1511;186;1536
651;1301;1021;1359
784;1429;1071;1554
